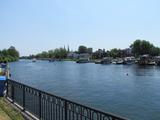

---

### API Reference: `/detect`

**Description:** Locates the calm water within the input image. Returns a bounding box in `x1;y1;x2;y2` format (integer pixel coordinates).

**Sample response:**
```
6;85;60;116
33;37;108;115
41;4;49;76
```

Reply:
9;60;160;120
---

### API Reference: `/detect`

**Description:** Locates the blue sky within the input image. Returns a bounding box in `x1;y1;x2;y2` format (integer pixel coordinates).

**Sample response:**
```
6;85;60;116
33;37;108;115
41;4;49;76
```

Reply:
0;0;160;56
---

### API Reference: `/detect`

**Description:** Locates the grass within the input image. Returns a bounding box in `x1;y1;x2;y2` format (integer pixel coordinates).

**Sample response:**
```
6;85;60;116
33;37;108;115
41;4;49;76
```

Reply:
0;107;11;120
0;97;24;120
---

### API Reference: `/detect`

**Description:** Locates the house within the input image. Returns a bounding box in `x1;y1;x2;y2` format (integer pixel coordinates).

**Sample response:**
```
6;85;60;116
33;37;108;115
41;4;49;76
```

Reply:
122;48;132;57
67;52;79;59
67;52;91;59
78;53;90;59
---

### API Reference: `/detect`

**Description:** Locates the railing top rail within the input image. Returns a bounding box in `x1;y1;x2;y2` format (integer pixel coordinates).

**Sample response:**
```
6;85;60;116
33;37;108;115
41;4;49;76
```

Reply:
7;79;128;120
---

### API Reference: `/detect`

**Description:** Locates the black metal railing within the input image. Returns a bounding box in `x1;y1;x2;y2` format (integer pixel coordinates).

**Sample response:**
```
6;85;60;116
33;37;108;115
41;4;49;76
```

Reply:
6;79;127;120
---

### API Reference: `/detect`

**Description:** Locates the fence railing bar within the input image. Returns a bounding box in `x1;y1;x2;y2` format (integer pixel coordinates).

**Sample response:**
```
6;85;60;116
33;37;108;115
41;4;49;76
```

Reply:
6;79;128;120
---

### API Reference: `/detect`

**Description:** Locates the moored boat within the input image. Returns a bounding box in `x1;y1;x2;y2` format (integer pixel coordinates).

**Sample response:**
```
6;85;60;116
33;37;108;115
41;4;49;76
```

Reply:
49;59;55;62
32;58;36;62
95;60;101;64
138;55;155;65
123;57;135;65
116;58;124;64
100;57;112;64
148;61;156;65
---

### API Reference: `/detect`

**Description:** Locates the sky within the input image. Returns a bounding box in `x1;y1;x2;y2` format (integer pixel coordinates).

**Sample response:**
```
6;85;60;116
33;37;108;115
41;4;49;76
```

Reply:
0;0;160;56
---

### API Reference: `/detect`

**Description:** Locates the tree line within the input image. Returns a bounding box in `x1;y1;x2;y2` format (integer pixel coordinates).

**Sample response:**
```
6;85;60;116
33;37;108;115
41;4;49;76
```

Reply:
0;46;19;62
28;47;69;59
26;39;160;60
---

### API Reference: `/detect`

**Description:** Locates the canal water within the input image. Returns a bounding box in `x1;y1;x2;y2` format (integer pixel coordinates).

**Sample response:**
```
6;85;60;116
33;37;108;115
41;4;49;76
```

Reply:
9;60;160;120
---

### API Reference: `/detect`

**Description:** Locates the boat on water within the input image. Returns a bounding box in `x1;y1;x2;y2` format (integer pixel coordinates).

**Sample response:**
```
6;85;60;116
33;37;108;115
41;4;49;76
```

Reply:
123;57;135;65
138;55;155;65
100;57;111;64
76;58;90;63
49;59;55;62
112;61;117;64
95;60;101;64
32;58;36;62
116;58;124;64
148;61;156;65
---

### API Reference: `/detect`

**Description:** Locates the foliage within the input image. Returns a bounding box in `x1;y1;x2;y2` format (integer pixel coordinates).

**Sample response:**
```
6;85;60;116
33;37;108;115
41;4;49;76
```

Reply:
87;48;93;54
54;48;67;58
109;48;122;58
0;46;19;62
27;40;160;60
78;45;88;54
34;47;68;59
130;39;160;56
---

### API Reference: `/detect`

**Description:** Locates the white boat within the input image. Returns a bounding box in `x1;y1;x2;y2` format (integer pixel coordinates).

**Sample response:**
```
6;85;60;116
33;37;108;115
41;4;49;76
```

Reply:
148;61;156;65
123;57;135;65
116;58;124;64
32;58;36;62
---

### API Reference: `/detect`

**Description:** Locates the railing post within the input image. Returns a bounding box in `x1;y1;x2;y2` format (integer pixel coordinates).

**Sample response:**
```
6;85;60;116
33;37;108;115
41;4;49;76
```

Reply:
6;80;8;98
65;101;68;120
23;85;25;111
39;92;42;120
11;82;14;103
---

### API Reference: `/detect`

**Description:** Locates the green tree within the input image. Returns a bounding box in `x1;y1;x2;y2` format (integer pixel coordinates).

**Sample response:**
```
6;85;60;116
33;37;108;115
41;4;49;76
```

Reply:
150;47;160;56
130;40;156;56
48;50;55;58
7;46;19;58
41;51;49;58
53;48;67;59
109;48;122;58
78;45;88;53
87;48;93;54
0;46;19;62
1;49;9;56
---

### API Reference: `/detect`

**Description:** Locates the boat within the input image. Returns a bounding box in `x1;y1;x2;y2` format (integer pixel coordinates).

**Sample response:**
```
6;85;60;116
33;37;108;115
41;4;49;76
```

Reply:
112;61;117;64
148;61;156;65
100;57;111;64
111;59;117;64
123;57;135;65
76;58;89;63
116;58;124;64
49;59;55;62
138;55;155;65
95;60;101;64
32;58;36;62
